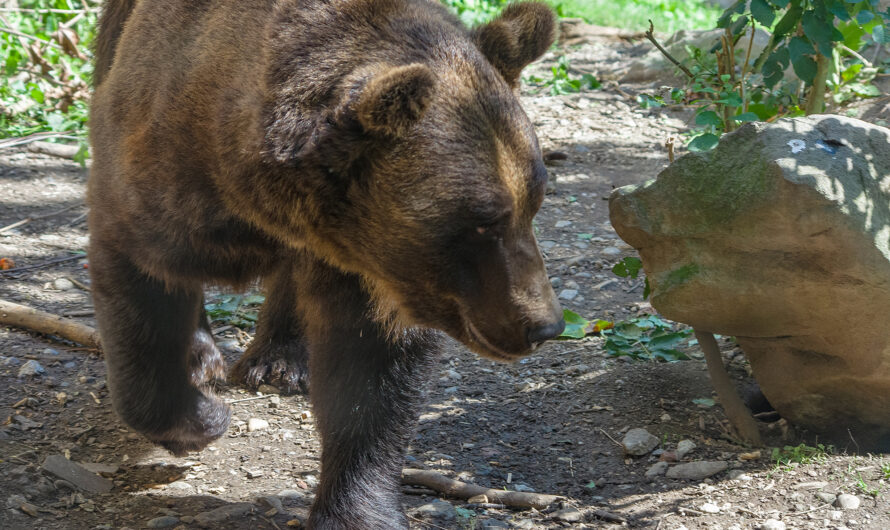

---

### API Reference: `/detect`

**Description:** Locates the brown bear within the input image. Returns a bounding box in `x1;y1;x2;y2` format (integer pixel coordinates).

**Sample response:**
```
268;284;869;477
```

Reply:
89;0;564;527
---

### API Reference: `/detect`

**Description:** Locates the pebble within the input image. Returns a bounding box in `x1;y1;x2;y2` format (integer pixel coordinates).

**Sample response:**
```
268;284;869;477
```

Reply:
194;503;255;527
256;495;283;514
146;516;180;528
245;469;264;479
53;278;74;290
480;520;510;529
552;507;583;522
558;289;578;301
445;369;462;380
539;240;558;250
415;499;455;520
247;418;269;432
268;396;281;409
727;469;752;481
665;461;728;480
758;519;786;530
601;246;621;256
303;475;319;488
645;461;669;478
42;455;113;494
1;356;21;366
659;413;671;422
512;520;535;530
549;277;563;289
835;494;860;510
166;481;194;492
18;360;45;378
257;384;280;395
816;492;838;504
555;220;572;228
564;280;580;290
700;502;721;513
621;428;660;456
676;439;696;460
796;481;828;490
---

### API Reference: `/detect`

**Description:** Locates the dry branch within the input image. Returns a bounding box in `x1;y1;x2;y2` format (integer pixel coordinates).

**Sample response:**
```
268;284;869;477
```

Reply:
695;331;762;446
0;299;100;349
644;20;694;80
401;468;562;510
27;140;80;159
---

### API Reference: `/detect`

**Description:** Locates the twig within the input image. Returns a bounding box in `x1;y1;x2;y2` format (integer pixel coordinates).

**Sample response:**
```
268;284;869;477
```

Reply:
0;254;83;274
598;428;624;449
66;277;90;291
258;515;281;530
401;469;563;510
839;44;873;68
0;299;100;348
665;137;675;164
645;20;694;80
740;23;757;114
0;132;80;149
0;203;81;233
695;331;762;446
0;26;62;48
226;395;274;404
27;141;81;160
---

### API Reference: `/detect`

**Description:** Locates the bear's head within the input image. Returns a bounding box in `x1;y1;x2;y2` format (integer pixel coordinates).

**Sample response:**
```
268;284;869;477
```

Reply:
263;2;564;360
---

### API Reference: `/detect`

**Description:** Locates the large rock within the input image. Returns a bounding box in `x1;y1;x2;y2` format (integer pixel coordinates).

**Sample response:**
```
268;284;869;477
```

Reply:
609;116;890;450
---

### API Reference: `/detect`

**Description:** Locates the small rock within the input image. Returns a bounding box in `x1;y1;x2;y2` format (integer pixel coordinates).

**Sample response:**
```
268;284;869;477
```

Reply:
665;461;728;480
277;489;307;500
268;396;281;409
835;494;860;510
758;519;786;530
245;469;264;479
558;289;578;301
303;475;318;488
257;384;280;395
415;499;455;520
53;278;74;290
480;520;510;529
816;492;838;504
676;439;696;459
564;280;580;290
180;516;195;524
727;469;752;481
512;520;536;530
552;507;583;522
78;462;119;476
700;502;721;514
796;481;828;490
645;461;669;478
1;356;21;366
42;455;113;494
829;510;844;520
601;246;621;256
555;220;572;228
166;481;193;492
256;495;283;513
194;503;255;527
445;369;462;380
18;360;45;378
621;428;660;456
539;240;558;250
549;277;563;289
146;516;180;528
659;413;671;422
247;418;269;432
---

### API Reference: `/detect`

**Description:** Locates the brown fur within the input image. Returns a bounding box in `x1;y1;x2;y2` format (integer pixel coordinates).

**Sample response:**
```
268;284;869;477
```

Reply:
89;1;562;527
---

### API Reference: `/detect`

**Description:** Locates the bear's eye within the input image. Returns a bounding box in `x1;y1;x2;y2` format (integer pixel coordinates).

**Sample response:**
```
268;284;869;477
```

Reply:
473;217;505;239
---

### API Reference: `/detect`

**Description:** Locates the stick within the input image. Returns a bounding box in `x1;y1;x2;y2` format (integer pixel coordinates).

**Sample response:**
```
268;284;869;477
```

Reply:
695;331;762;446
0;132;80;149
27;141;81;160
644;20;695;80
0;299;100;348
400;469;562;510
0;254;83;274
0;204;81;233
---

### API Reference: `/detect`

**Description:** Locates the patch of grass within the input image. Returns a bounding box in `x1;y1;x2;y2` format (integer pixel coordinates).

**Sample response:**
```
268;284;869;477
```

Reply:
439;0;721;31
524;55;600;95
856;472;881;497
881;461;890;480
771;443;832;470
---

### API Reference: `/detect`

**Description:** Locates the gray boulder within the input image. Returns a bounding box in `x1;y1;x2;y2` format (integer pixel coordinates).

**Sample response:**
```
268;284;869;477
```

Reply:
610;116;890;450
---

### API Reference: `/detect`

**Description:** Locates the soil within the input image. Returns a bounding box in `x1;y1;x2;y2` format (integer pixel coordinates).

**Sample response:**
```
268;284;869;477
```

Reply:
2;29;890;530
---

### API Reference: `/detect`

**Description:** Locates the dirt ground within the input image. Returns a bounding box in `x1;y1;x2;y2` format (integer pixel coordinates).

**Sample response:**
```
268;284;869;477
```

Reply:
2;30;890;530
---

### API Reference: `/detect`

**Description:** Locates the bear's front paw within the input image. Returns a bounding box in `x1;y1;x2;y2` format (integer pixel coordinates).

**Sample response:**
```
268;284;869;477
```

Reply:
188;328;227;387
230;340;309;395
146;393;231;457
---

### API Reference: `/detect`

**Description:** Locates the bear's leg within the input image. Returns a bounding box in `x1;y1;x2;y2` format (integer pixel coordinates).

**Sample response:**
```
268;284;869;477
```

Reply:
295;258;439;529
188;306;227;387
90;246;231;456
230;263;309;394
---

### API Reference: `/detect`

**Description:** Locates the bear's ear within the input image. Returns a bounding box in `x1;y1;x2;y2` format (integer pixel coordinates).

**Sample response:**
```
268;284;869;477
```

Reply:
354;63;436;137
472;2;556;88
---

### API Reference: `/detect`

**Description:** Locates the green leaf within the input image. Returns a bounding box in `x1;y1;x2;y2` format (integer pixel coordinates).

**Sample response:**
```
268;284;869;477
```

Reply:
695;110;723;127
688;133;720;152
612;257;643;279
857;10;875;25
792;55;818;83
559;309;590;339
802;10;837;57
580;73;601;89
848;82;882;96
774;4;804;39
643;278;651;299
750;0;776;27
788;36;816;62
732;112;760;123
584;480;597;489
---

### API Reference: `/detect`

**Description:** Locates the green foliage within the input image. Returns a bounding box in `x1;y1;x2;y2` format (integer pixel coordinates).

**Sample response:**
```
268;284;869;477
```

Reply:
612;256;650;298
204;294;265;329
0;0;95;146
882;461;890;480
439;0;508;26
602;315;693;362
856;472;881;497
525;55;600;95
771;443;832;470
558;309;612;339
548;0;722;32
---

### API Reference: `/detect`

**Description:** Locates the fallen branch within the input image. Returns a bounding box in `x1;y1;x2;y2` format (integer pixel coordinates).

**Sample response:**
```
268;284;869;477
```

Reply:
695;331;762;446
27;141;81;160
0;254;83;274
401;469;562;510
0;299;100;348
644;20;694;80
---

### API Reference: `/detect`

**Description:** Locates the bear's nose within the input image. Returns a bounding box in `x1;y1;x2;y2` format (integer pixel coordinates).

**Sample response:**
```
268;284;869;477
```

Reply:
527;319;566;347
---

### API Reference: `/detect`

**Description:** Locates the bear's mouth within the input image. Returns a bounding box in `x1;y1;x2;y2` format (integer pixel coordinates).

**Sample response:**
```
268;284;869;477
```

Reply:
464;318;534;362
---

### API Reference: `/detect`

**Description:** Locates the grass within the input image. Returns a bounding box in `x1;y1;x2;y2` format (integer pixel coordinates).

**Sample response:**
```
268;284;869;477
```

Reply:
441;0;722;32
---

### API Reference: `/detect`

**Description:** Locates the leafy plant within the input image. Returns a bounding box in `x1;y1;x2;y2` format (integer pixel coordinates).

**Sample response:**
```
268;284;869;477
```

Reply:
0;0;96;149
612;256;650;298
525;55;600;95
771;443;832;469
558;309;613;339
882;461;890;480
856;472;881;497
601;314;693;361
204;294;265;329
